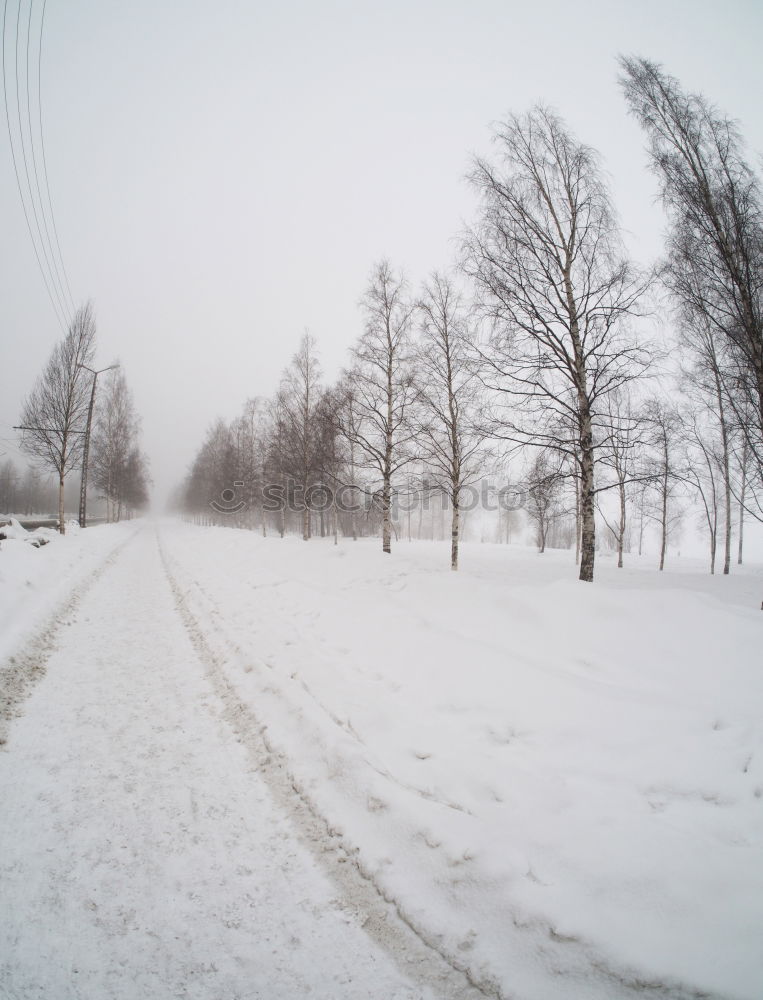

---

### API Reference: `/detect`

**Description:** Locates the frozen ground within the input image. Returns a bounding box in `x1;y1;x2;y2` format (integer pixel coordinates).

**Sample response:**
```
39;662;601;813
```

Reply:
1;520;761;1000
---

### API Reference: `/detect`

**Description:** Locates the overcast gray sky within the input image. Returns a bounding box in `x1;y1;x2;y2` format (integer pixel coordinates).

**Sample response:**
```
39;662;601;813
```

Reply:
2;0;762;511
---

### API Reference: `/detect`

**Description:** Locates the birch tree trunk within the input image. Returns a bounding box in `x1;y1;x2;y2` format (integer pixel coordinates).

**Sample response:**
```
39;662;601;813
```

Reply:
351;442;358;542
382;348;394;554
659;458;668;571
617;478;626;568
382;477;392;554
738;443;747;564
451;496;460;570
574;472;581;564
713;371;732;575
566;254;597;582
58;471;66;535
722;444;732;575
578;420;596;582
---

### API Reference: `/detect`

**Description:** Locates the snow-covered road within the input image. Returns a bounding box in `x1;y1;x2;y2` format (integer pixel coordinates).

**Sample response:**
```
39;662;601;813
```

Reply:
0;526;468;1000
2;520;761;1000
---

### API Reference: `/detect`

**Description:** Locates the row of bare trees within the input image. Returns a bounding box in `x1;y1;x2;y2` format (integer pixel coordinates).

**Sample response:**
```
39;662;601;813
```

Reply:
15;304;149;532
89;369;150;522
621;58;763;489
620;57;763;567
180;264;489;570
0;459;62;516
181;57;762;582
520;390;754;576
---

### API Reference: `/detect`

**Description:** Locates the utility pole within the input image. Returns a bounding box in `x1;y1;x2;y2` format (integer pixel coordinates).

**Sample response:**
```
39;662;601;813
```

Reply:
77;364;118;528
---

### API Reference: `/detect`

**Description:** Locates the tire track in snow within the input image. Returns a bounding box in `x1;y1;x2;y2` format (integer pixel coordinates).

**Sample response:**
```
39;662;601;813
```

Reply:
159;526;722;1000
0;526;141;747
2;526;434;1000
157;530;498;1000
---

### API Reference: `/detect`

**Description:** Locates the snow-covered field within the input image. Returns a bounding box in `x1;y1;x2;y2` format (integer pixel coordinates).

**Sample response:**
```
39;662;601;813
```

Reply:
1;520;761;999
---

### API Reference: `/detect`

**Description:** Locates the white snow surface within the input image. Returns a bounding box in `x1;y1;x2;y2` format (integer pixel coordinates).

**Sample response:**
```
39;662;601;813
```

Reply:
0;521;133;662
0;524;437;1000
1;519;762;1000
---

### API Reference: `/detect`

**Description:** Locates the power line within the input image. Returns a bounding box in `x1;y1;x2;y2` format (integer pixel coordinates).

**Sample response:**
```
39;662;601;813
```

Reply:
16;0;70;325
23;0;74;322
14;424;85;433
0;431;44;464
26;0;72;319
36;0;75;315
2;0;66;331
0;434;29;458
2;0;74;330
10;0;70;329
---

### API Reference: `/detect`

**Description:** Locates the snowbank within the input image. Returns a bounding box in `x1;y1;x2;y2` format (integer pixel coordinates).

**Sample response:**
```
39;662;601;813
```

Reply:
0;520;139;664
161;523;763;1000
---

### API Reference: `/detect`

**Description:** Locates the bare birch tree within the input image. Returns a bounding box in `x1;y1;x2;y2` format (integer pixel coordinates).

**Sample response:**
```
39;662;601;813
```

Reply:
265;393;289;538
735;436;750;564
278;333;323;541
232;397;268;534
314;386;346;544
184;419;237;525
679;410;722;574
597;389;648;568
525;450;565;553
341;261;417;554
675;318;735;572
91;369;141;521
464;107;649;582
18;304;96;533
333;377;364;541
416;272;485;569
643;397;682;571
620;57;763;491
